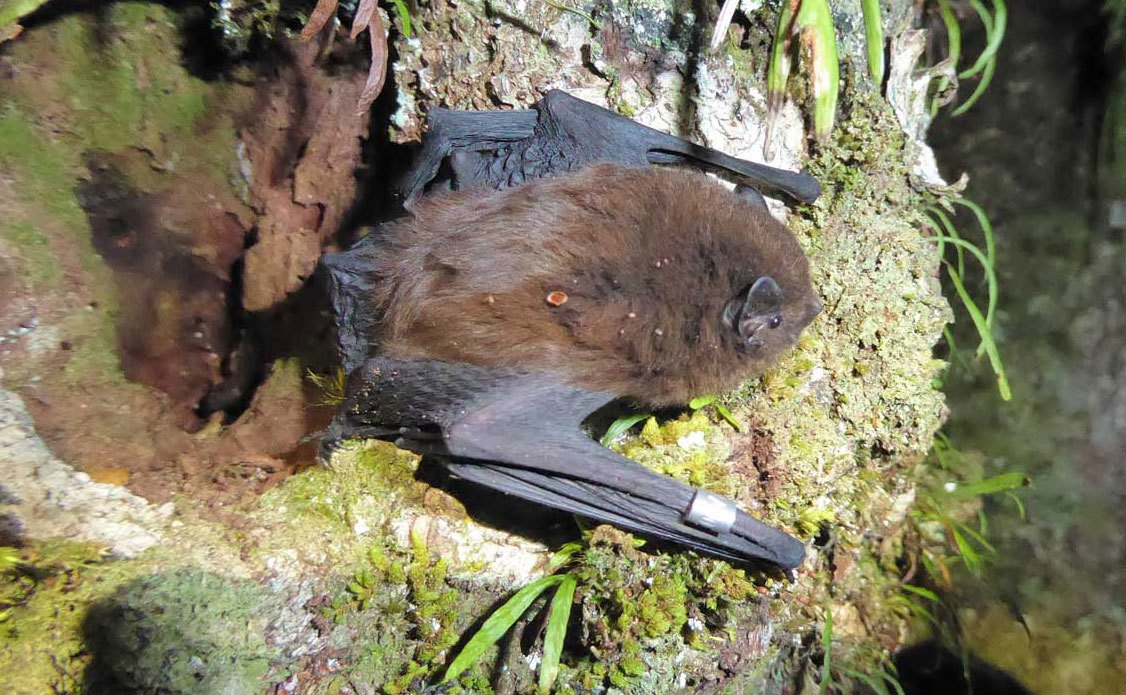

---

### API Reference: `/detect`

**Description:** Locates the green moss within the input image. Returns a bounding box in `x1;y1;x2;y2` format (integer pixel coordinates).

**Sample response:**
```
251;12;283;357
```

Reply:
0;3;242;390
82;569;278;695
0;542;236;695
0;221;61;288
261;440;424;535
617;411;737;497
53;4;235;180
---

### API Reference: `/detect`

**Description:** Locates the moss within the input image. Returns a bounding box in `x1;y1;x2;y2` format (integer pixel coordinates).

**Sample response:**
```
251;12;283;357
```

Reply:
81;569;278;695
260;440;424;536
0;221;61;289
0;3;242;392
0;542;277;695
616;411;737;497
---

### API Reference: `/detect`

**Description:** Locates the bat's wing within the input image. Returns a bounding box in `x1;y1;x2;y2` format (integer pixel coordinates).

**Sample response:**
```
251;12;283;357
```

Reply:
401;90;820;206
321;232;386;374
325;354;805;569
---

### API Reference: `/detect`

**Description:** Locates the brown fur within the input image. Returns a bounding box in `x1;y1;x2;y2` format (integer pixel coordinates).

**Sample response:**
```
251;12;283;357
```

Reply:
369;164;819;406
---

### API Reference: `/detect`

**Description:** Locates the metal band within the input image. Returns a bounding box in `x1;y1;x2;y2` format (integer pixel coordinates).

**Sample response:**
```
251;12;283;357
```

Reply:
683;489;737;534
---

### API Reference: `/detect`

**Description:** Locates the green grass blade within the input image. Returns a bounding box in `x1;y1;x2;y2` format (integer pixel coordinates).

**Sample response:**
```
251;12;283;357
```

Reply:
958;0;996;78
947;472;1030;498
689;395;717;409
796;0;840;144
890;595;938;627
538;575;577;692
713;402;743;431
930;0;963;117
861;0;885;86
930;233;1000;334
960;0;1006;79
600;412;652;445
926;207;966;278
547;542;584;571
1005;490;1027;519
388;0;412;38
690;395;742;430
951;198;997;286
927;228;999;335
900;584;940;602
953;51;996;115
819;609;834;694
880;667;907;695
955;520;996;555
941;261;1011;400
443;575;566;683
949;523;983;575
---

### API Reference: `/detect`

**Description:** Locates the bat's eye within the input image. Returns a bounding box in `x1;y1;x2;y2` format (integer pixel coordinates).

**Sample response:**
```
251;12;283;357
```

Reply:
768;314;783;329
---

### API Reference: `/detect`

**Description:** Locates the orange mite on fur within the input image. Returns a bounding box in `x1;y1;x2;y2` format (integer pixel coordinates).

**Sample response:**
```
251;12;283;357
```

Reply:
545;291;569;306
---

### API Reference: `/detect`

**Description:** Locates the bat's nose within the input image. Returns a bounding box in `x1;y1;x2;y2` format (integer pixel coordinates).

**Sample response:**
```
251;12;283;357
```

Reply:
806;297;824;320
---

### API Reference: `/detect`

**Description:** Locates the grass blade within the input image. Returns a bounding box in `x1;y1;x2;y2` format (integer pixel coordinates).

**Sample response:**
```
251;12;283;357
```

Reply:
1005;490;1027;519
942;260;1011;400
951;198;997;287
600;412;652;445
948;523;983;575
690;395;743;431
819;609;834;694
952;54;997;116
796;0;840;145
443;575;566;683
900;584;940;602
930;0;963;116
689;395;717;409
538;575;577;692
389;0;412;38
547;542;583;571
925;207;966;278
713;402;743;431
861;0;885;86
960;0;1006;79
946;472;1030;498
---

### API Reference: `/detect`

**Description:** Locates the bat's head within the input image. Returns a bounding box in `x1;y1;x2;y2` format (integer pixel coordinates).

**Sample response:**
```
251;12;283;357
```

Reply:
723;274;822;362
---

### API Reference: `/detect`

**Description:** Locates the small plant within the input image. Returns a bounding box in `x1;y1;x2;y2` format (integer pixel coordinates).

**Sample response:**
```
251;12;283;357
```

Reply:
924;197;1010;401
909;434;1029;585
928;0;1008;116
306;367;348;406
443;542;582;692
767;0;840;150
600;394;741;446
814;611;907;695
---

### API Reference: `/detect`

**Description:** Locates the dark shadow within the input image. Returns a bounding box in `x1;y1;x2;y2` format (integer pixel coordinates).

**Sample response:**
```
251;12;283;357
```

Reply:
415;456;581;549
894;641;1033;695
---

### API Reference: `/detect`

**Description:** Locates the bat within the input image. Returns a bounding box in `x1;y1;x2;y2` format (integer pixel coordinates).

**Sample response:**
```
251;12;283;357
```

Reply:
321;91;822;569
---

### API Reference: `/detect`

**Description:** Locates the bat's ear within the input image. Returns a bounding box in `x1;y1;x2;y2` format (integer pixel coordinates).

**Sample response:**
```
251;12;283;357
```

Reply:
725;276;784;345
744;276;782;315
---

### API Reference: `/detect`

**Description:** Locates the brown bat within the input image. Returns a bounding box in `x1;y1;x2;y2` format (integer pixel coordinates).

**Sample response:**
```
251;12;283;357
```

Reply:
322;92;821;568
